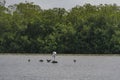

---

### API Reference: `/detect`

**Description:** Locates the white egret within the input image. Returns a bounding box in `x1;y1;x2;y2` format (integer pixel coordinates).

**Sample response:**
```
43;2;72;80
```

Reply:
52;51;57;61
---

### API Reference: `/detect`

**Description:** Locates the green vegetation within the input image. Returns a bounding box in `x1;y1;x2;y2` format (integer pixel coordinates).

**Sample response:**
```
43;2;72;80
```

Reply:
0;2;120;54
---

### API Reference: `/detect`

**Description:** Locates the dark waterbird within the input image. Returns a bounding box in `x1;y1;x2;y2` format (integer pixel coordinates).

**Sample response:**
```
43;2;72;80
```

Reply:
51;60;58;63
39;59;44;62
46;59;51;63
73;59;76;63
28;59;30;62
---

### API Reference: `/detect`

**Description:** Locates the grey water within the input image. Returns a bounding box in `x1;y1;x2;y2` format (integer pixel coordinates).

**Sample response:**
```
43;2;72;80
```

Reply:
0;55;120;80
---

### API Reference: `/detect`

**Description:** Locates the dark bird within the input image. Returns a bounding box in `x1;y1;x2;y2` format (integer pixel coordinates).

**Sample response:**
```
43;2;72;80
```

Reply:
28;59;30;62
51;60;58;63
73;59;76;63
47;59;51;63
39;59;43;62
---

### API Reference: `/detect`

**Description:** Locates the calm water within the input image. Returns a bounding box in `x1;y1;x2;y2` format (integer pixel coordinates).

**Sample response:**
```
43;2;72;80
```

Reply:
0;55;120;80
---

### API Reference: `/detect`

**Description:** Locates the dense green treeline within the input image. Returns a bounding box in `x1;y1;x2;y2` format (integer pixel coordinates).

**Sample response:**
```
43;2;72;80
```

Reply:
0;2;120;53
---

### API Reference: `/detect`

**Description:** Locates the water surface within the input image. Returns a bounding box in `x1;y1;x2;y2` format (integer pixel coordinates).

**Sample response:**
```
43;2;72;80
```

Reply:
0;55;120;80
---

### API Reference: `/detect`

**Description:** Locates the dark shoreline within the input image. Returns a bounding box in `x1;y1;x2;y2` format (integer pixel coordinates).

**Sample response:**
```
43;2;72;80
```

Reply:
0;53;120;56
